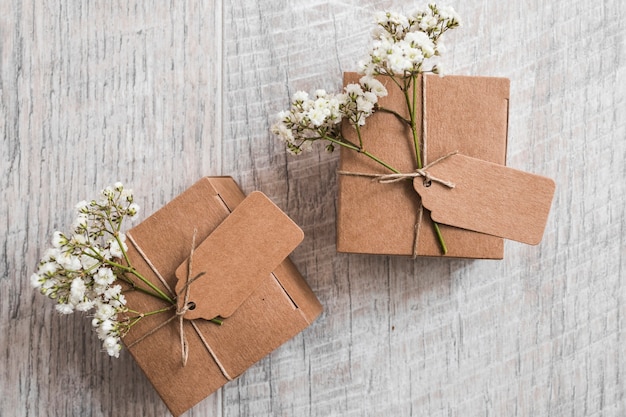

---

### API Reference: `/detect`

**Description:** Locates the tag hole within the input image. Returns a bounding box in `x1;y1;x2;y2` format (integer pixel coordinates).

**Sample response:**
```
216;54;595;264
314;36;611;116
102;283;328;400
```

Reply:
187;301;196;310
423;179;432;187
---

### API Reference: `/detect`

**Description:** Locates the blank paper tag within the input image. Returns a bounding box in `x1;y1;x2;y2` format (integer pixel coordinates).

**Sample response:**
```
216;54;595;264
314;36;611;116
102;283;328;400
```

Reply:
174;191;304;320
413;153;555;245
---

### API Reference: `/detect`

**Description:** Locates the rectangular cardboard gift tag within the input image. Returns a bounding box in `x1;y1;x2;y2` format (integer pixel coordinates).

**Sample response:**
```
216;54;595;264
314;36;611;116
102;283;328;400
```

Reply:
337;72;511;258
412;153;556;245
175;191;304;320
122;177;322;417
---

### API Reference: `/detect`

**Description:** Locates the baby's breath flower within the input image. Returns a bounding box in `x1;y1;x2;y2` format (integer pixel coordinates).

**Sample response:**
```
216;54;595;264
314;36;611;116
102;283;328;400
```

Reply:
38;261;58;276
108;235;128;259
52;231;68;249
71;234;87;246
57;253;82;271
360;4;459;77
271;75;387;155
80;254;100;271
103;284;122;302
432;63;445;76
91;297;128;358
360;76;387;97
435;5;461;25
76;300;95;312
94;267;115;287
103;336;122;358
121;188;133;203
293;91;309;103
42;248;59;262
101;186;114;199
31;273;44;289
56;303;74;315
75;200;89;213
70;277;87;301
95;301;116;321
72;214;88;234
344;84;364;97
127;203;139;218
30;182;158;358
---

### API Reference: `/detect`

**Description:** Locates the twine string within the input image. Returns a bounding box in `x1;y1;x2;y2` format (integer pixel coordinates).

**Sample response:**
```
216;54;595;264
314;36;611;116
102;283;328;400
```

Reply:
126;233;174;297
176;229;199;366
337;151;458;188
126;230;231;378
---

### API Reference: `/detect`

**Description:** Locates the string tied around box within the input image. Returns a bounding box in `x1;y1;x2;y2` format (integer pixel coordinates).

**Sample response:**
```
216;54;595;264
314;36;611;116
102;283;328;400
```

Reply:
337;150;457;187
126;230;232;380
338;150;457;258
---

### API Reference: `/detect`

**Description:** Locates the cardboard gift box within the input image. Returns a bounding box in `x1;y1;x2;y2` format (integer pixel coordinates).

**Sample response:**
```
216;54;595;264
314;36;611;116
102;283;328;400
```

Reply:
121;177;322;416
337;72;511;258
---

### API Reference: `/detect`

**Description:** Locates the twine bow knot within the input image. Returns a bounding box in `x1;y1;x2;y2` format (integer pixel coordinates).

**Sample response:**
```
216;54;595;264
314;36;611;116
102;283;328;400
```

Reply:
339;151;458;188
126;230;232;380
338;151;458;259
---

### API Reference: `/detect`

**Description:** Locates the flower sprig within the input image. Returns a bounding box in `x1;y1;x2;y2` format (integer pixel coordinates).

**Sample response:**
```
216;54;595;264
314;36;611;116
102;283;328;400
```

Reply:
271;76;388;157
360;4;460;78
271;3;460;255
30;183;218;358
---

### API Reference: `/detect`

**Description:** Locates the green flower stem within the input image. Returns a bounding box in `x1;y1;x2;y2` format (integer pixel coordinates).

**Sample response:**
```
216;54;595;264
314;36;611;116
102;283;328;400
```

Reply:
407;74;422;169
113;229;177;304
114;233;133;273
397;73;448;255
355;124;364;149
129;305;174;318
105;258;174;304
116;274;173;301
375;106;411;125
323;135;400;174
432;222;448;255
388;73;405;93
80;247;173;302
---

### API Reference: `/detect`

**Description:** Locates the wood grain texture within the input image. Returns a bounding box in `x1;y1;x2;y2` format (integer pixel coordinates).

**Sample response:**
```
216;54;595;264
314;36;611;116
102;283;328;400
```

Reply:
1;1;222;416
2;0;625;416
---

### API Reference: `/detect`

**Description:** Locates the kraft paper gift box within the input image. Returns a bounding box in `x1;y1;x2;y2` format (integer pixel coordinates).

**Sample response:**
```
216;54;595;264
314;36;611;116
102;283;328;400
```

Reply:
121;177;322;416
337;72;511;258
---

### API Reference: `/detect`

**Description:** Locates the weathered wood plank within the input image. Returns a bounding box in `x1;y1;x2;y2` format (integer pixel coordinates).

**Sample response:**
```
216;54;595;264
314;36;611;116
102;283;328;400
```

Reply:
2;0;626;416
1;1;222;416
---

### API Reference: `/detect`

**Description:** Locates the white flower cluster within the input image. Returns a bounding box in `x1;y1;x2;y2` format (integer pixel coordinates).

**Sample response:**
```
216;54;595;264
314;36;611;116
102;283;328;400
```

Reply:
271;76;387;155
31;182;139;358
359;3;460;77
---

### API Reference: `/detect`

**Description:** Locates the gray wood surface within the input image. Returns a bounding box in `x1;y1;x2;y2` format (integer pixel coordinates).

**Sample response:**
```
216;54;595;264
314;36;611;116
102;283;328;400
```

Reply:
2;0;625;416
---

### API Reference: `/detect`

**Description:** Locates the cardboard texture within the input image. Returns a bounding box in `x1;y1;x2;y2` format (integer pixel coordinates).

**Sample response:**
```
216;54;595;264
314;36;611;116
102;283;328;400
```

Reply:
337;72;511;258
121;177;322;417
413;153;556;245
174;191;305;320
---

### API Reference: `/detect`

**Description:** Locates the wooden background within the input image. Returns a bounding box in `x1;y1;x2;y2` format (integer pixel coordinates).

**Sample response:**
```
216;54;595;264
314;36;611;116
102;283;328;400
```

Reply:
2;0;625;416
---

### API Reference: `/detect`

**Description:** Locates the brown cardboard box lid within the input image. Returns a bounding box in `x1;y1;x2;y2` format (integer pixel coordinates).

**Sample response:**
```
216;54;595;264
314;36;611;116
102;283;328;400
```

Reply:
122;177;322;416
337;72;510;258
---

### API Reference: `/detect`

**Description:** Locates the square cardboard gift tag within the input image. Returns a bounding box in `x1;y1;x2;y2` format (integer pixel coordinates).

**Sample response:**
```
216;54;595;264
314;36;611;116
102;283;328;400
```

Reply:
121;177;322;416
